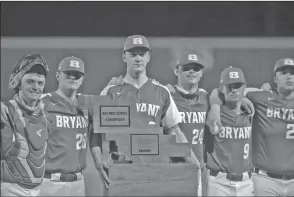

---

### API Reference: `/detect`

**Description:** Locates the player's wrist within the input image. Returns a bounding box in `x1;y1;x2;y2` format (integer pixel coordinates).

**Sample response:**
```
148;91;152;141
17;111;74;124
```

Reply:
206;105;221;126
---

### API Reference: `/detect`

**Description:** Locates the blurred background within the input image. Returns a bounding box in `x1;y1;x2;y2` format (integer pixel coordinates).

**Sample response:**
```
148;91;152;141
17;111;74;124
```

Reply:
2;37;294;100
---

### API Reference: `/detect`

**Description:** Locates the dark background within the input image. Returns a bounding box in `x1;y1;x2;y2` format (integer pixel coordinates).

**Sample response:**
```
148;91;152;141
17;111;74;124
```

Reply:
1;2;294;101
1;1;294;37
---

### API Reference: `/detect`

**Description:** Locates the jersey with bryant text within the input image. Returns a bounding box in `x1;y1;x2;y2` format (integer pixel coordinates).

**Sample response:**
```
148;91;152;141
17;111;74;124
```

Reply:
42;92;90;174
100;78;181;128
206;105;252;174
171;86;209;167
247;90;294;174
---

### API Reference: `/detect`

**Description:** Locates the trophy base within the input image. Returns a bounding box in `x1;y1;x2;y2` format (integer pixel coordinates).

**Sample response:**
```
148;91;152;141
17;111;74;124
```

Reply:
108;163;198;196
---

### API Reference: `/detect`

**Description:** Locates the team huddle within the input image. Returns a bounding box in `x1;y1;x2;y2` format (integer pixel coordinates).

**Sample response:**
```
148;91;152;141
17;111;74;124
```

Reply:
1;35;294;197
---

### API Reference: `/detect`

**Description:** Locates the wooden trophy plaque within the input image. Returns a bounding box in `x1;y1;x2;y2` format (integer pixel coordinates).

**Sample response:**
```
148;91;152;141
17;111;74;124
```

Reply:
78;95;198;196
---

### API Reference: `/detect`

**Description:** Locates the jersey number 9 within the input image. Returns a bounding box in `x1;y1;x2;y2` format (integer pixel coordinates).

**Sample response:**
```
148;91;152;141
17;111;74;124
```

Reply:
243;143;249;159
76;133;87;150
192;129;204;144
286;124;294;139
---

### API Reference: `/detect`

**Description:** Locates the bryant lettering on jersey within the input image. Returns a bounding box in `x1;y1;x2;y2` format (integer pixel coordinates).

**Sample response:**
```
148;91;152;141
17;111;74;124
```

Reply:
55;115;88;129
266;107;294;121
219;126;251;139
247;91;294;174
171;87;209;167
100;79;181;128
136;103;160;117
179;111;207;124
206;104;252;174
42;92;89;174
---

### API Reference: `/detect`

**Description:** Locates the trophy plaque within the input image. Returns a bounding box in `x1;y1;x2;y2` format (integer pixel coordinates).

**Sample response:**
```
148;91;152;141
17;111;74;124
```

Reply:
79;95;198;196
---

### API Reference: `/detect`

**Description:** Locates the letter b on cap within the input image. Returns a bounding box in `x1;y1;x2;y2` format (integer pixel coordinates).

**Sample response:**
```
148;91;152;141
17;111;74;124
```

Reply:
70;60;80;68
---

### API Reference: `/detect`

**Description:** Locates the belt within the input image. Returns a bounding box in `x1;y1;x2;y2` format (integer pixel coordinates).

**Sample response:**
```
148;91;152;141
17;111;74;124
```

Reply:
44;172;82;182
254;168;294;180
210;169;252;182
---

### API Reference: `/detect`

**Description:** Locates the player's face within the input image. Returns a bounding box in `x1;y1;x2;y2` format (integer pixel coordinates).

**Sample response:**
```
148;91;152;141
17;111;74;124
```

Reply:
222;82;246;102
57;71;85;91
177;63;203;85
274;66;294;91
19;73;45;102
123;48;150;74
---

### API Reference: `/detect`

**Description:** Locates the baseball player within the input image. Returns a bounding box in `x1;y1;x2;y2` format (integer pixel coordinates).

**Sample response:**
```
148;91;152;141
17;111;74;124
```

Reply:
208;58;294;196
99;34;194;144
206;67;254;196
1;53;49;196
167;52;209;196
90;35;198;182
37;56;92;196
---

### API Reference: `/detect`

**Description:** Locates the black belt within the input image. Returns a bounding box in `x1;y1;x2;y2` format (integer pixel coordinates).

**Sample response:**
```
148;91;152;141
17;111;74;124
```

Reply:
254;168;294;180
44;173;79;182
210;169;252;182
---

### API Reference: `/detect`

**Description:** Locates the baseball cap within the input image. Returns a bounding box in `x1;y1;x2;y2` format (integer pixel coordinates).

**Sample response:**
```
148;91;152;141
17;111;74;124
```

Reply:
174;52;205;69
58;56;85;75
220;66;246;85
9;53;49;89
123;35;150;52
274;57;294;72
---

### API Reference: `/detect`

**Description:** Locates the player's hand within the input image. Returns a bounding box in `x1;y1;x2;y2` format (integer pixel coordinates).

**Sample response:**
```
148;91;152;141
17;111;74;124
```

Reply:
185;157;197;164
107;75;124;86
97;162;111;190
210;120;221;135
260;82;272;91
1;102;9;125
165;84;176;93
238;97;255;116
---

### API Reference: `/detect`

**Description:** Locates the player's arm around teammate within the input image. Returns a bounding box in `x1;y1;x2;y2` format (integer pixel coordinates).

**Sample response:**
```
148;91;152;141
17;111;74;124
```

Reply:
207;58;294;197
205;67;254;196
1;53;49;197
207;74;274;130
207;82;259;131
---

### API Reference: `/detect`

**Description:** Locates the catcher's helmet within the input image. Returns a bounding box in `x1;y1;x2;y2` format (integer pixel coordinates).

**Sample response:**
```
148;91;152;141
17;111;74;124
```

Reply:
9;53;49;89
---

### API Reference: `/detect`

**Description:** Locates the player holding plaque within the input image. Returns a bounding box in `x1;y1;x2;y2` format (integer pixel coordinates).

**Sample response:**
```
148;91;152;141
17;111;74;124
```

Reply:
90;35;199;190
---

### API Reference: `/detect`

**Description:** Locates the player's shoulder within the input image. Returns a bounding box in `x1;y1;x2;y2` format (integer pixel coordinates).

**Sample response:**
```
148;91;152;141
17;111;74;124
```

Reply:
40;92;60;109
150;79;170;94
198;88;209;97
199;88;208;95
246;89;273;102
100;84;121;96
40;92;53;103
198;88;209;104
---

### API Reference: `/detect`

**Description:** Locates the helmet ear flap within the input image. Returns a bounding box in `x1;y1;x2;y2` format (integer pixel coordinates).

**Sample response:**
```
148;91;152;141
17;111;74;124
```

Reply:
9;73;22;89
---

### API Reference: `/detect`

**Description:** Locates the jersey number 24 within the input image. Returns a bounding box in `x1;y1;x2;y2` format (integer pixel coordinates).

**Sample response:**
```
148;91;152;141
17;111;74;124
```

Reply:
192;129;204;144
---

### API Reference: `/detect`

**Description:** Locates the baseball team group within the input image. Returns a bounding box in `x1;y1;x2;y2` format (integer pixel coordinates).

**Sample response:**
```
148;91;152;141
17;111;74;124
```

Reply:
1;35;294;197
